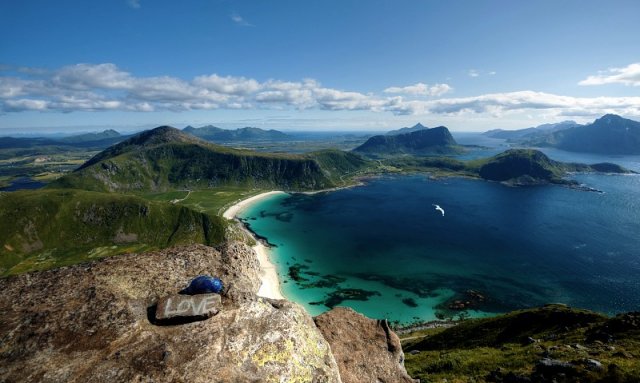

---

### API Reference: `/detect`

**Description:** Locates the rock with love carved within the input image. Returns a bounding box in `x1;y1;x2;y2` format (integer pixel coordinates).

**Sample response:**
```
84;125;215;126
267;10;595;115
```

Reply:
155;293;222;321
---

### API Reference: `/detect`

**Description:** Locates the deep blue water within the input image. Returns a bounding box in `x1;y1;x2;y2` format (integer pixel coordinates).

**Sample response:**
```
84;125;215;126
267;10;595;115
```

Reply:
239;136;640;324
0;177;46;191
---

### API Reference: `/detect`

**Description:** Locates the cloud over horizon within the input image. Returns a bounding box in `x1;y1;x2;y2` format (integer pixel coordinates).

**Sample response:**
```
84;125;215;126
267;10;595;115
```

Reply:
384;82;452;96
1;63;639;120
579;63;640;87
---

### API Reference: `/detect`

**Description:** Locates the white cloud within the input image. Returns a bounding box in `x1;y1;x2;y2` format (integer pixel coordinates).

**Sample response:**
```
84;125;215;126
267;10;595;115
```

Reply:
2;63;640;120
127;0;141;9
579;63;640;86
384;82;452;96
468;69;497;78
388;91;640;118
231;12;253;27
51;63;134;90
193;74;260;95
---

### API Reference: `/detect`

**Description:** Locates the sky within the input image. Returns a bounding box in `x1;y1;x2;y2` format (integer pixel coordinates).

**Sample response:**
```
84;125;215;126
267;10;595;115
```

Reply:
1;0;639;133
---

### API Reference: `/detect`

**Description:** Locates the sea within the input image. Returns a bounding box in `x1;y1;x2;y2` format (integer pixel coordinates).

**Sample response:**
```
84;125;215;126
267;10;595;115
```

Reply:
238;133;640;325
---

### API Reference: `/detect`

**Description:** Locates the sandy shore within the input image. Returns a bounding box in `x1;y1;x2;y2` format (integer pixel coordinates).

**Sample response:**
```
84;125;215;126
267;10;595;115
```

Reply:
222;191;286;219
223;191;286;300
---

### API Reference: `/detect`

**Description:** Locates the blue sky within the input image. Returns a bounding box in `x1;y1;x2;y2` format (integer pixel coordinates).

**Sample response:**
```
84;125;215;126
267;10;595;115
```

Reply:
1;0;639;133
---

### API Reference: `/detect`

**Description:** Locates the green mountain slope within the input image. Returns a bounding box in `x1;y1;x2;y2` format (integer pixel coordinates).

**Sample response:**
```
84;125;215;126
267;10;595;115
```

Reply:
402;305;640;382
354;126;459;156
473;149;566;184
0;189;226;276
52;126;368;192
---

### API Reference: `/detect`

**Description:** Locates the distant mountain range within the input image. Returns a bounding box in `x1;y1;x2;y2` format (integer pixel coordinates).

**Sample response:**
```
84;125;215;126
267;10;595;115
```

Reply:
484;114;640;154
386;123;429;136
484;120;580;140
52;126;369;192
183;125;290;141
354;126;459;156
0;129;126;149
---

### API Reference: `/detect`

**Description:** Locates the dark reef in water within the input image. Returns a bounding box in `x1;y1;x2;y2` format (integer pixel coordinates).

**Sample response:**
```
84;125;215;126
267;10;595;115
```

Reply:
311;288;382;309
352;272;546;319
259;209;294;222
287;263;347;289
402;297;419;308
288;263;310;282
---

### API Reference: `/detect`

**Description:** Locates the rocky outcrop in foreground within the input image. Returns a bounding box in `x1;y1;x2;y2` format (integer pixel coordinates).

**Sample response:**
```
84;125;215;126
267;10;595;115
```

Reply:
0;243;340;382
0;243;416;382
315;307;417;383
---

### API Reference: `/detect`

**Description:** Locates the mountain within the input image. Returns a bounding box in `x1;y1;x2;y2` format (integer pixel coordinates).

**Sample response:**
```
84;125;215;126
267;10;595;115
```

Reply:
386;123;429;136
475;149;566;184
470;149;630;186
484;120;579;140
527;114;640;154
183;125;290;141
0;189;226;276
58;129;124;146
52;126;370;192
354;126;459;156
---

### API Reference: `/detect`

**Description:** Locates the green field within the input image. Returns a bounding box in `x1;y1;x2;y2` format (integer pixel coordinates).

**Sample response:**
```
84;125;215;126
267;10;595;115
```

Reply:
141;187;268;216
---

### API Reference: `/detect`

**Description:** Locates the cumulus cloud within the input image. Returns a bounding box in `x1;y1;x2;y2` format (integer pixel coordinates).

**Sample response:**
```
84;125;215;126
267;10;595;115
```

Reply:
579;63;640;86
468;69;480;78
1;63;639;119
231;12;253;27
384;82;452;96
389;91;640;118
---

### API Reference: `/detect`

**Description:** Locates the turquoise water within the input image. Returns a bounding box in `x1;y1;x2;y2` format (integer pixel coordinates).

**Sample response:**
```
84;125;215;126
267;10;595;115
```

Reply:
239;142;640;325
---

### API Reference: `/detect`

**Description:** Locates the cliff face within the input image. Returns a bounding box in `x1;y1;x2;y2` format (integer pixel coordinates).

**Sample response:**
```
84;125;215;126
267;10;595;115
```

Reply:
0;243;415;382
315;307;416;383
0;243;340;382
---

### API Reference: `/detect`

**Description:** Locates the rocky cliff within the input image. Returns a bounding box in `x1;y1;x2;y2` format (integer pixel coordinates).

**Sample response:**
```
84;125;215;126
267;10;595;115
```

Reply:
0;243;414;382
315;307;416;383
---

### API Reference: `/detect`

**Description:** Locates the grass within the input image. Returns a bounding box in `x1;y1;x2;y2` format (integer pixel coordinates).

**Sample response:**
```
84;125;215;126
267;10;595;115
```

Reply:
141;186;268;216
400;305;640;382
0;189;227;276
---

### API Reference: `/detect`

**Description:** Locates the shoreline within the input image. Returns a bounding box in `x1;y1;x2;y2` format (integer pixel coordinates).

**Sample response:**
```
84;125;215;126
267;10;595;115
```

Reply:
223;191;287;300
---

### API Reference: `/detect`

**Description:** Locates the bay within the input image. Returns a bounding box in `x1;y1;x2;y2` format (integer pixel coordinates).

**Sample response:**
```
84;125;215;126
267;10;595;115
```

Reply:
239;138;640;325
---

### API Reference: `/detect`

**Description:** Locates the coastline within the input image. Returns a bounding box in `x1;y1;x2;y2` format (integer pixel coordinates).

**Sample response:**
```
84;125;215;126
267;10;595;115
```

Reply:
223;191;287;300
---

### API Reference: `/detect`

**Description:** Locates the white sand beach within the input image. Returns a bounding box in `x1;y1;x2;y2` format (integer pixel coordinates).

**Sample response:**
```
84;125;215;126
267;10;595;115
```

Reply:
222;191;286;219
223;191;286;300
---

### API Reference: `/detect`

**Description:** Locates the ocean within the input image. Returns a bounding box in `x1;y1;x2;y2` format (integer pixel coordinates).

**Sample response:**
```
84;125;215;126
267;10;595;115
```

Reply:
238;134;640;325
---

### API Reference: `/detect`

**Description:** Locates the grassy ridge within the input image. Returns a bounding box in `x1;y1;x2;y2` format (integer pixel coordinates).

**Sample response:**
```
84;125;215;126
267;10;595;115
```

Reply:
0;189;226;276
52;142;371;193
402;305;640;382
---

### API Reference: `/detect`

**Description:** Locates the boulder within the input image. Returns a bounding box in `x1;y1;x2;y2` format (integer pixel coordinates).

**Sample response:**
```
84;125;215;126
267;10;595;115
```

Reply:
314;307;416;383
0;243;341;383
